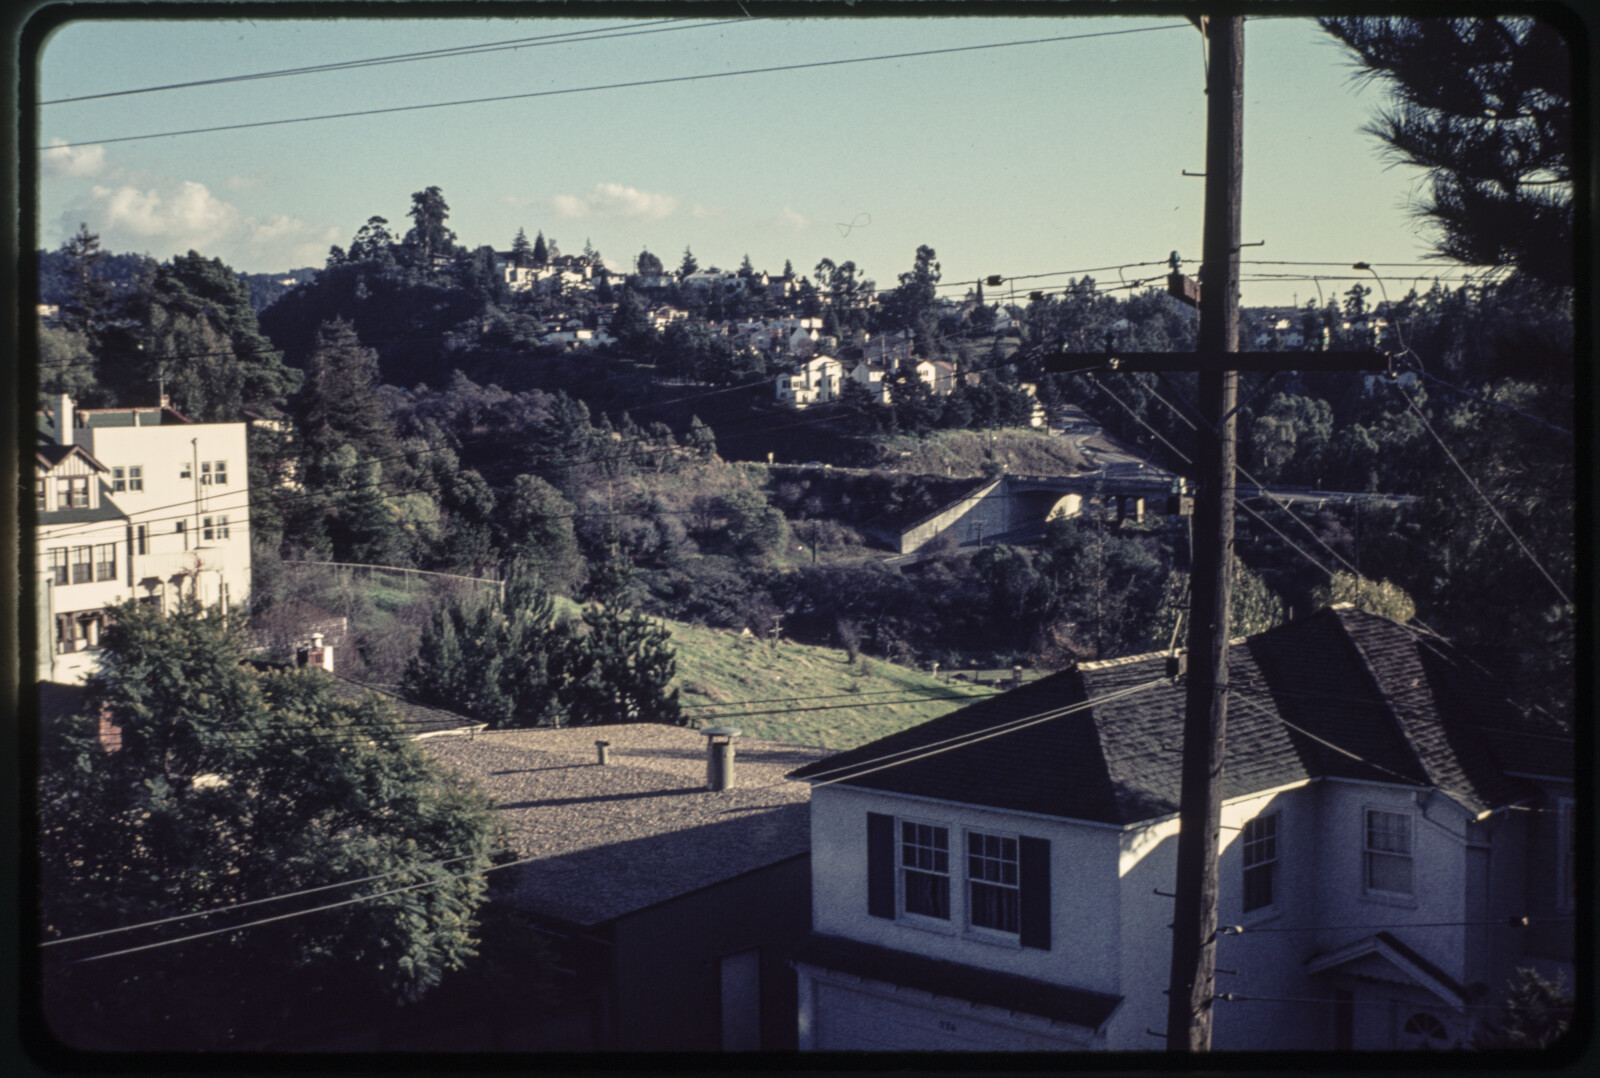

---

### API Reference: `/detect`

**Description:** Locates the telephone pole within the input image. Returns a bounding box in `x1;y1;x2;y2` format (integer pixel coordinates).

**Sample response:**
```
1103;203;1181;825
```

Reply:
1036;17;1386;1052
1164;14;1242;1051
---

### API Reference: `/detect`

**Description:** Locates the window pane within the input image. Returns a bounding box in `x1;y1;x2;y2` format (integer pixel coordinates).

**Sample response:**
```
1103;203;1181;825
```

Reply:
1367;851;1413;894
970;881;1019;932
1244;863;1273;911
904;871;949;919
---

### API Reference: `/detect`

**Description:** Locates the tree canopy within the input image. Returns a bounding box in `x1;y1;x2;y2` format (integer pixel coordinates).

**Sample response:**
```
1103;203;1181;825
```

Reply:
40;600;498;1049
1321;16;1573;290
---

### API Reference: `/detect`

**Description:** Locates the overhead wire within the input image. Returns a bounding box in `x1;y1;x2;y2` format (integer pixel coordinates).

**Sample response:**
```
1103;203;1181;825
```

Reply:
41;24;1191;150
40;19;734;104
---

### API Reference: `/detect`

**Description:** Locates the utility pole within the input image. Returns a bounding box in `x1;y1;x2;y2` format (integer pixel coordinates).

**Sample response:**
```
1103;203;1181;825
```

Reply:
1032;17;1385;1052
1165;15;1242;1051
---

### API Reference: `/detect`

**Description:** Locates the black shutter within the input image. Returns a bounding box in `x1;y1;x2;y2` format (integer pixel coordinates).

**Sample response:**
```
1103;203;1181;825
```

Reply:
1019;835;1051;949
867;813;895;919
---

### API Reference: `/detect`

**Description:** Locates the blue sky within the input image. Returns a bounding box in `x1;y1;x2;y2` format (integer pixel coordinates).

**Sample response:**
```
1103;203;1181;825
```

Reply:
36;9;1461;308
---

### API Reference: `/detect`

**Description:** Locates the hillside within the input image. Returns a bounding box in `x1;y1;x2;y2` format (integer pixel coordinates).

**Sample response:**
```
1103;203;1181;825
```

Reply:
667;618;1001;749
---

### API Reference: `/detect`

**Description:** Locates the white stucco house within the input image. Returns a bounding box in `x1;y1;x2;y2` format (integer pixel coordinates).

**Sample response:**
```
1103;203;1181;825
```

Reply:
787;607;1573;1052
776;356;844;409
36;395;252;683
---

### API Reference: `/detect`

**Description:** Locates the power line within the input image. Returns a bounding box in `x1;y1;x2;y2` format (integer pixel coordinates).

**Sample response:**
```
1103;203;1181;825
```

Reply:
40;19;731;104
40;24;1190;150
1387;380;1571;607
41;848;507;948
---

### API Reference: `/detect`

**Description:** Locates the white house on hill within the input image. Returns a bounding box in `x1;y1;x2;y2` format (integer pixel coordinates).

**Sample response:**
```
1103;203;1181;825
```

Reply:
776;356;844;409
36;395;251;683
787;607;1573;1052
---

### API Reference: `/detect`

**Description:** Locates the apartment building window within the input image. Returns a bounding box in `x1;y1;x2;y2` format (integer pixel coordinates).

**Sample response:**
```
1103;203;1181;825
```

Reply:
36;480;47;511
180;461;192;479
95;543;117;582
967;831;1020;933
201;460;228;485
113;465;144;493
134;524;147;555
901;822;950;919
56;612;103;654
49;548;69;586
1243;813;1279;912
58;476;90;508
203;517;215;541
70;546;93;584
217;515;230;539
1364;809;1413;895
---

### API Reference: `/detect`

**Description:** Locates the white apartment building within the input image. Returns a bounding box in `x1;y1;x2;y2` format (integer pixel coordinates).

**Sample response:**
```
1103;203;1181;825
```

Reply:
36;395;251;683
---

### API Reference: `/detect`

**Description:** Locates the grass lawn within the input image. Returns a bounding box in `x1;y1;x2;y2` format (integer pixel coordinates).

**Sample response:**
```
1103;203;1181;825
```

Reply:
666;619;1000;749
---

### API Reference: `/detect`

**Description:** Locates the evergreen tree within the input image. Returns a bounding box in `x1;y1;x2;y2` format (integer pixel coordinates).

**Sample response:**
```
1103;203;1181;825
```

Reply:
685;414;717;459
1320;17;1572;290
500;474;583;594
290;318;399;488
58;222;113;335
678;246;698;278
532;230;549;266
329;456;409;566
564;599;681;727
511;227;533;268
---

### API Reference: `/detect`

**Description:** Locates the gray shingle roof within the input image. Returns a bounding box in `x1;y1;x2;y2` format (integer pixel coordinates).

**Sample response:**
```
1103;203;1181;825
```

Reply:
38;482;128;526
421;725;832;925
789;609;1556;824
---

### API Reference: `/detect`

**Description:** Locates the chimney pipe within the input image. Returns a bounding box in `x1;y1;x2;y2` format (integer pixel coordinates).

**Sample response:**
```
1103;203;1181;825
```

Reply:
702;726;741;791
596;740;611;766
55;394;73;446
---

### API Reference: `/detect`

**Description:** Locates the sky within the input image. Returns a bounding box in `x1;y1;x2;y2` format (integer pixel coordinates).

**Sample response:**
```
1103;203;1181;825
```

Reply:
33;6;1463;310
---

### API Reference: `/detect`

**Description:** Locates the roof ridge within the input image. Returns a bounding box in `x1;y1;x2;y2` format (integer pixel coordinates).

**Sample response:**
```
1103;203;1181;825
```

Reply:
1078;649;1167;671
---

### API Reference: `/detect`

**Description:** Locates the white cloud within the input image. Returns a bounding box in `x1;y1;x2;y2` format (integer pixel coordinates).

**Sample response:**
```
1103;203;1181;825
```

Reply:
41;138;107;179
501;193;541;209
691;203;724;219
68;181;338;269
778;207;810;231
551;182;679;220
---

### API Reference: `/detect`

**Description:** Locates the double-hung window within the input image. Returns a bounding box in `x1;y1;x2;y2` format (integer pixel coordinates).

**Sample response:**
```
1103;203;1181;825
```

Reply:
36;480;47;511
128;465;143;491
201;460;228;485
70;546;93;584
48;548;69;586
58;476;89;508
866;812;1052;950
967;832;1020;933
900;822;950;920
112;466;126;492
1364;809;1413;895
95;543;117;581
1242;813;1278;912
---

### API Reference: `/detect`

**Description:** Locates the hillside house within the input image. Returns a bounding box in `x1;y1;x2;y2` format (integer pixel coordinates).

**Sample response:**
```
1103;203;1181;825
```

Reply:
36;396;251;683
776;356;844;409
913;359;957;397
847;361;892;405
787;608;1573;1052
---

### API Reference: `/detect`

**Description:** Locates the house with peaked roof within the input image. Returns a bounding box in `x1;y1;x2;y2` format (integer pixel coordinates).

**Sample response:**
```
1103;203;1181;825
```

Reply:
786;607;1573;1052
401;724;835;1052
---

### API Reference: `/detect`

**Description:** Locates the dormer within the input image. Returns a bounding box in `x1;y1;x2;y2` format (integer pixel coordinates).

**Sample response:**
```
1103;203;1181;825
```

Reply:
36;444;111;514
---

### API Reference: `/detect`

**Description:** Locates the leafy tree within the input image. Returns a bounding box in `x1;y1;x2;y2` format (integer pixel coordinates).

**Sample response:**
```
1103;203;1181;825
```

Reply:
39;601;498;1049
1313;571;1417;622
402;186;457;272
636;248;664;276
679;246;699;278
719;487;790;560
606;288;654;354
685;414;717;459
500;474;583;595
1320;16;1573;290
347;216;398;267
882;244;941;331
38;325;103;405
1471;968;1574;1049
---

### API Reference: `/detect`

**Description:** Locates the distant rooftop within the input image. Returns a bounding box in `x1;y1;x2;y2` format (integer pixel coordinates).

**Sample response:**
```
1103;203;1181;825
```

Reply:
422;724;831;925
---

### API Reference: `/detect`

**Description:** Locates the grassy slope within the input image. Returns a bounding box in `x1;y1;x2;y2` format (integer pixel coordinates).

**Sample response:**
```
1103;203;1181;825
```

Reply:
665;619;998;749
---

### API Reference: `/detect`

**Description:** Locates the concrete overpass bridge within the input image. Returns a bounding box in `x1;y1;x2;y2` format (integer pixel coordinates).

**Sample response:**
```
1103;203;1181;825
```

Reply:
889;471;1413;555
